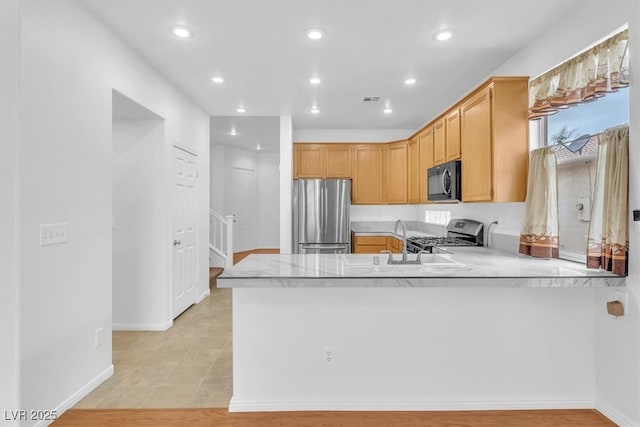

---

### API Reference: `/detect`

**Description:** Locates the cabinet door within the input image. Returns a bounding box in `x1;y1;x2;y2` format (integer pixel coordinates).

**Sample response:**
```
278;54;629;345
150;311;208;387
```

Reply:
384;141;408;204
387;237;403;253
407;136;420;204
353;144;383;204
419;126;434;203
445;108;461;161
324;144;353;178
295;144;324;178
461;86;493;201
354;236;388;254
433;118;446;165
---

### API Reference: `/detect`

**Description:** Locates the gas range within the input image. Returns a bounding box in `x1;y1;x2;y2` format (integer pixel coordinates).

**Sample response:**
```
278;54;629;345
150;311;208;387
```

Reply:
406;219;484;254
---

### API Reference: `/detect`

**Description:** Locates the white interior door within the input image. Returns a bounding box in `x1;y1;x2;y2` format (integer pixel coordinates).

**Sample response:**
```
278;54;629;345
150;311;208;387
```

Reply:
172;146;198;319
231;167;256;252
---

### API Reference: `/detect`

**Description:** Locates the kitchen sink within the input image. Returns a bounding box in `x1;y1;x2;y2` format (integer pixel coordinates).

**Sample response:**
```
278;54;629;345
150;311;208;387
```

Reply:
338;254;463;267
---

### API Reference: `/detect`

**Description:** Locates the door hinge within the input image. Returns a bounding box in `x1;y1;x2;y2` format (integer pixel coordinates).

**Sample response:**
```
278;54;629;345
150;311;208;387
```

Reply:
489;88;493;98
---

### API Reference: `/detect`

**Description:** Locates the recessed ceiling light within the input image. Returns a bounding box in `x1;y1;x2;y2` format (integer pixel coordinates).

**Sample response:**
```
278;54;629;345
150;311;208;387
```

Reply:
212;76;224;84
310;107;320;114
309;77;321;85
384;108;393;114
172;25;193;39
435;30;452;41
405;78;417;85
236;107;246;113
256;144;261;151
306;28;324;40
230;129;237;136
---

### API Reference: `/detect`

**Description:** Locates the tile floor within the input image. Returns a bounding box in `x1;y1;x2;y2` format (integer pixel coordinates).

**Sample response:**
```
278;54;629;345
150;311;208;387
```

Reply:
74;285;232;409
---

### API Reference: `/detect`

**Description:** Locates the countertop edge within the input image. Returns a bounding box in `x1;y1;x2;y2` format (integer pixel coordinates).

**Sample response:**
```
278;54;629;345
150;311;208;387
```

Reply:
217;276;626;289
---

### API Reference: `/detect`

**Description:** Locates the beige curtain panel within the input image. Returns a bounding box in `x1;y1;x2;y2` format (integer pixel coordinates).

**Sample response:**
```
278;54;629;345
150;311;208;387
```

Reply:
529;29;629;119
587;124;629;275
519;147;559;258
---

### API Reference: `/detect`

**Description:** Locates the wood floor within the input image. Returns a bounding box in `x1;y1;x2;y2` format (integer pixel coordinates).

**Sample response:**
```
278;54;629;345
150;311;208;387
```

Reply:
53;408;615;426
233;248;279;264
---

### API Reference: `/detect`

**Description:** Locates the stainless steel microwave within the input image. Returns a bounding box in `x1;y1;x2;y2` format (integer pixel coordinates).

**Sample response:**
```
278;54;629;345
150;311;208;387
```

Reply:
427;160;461;202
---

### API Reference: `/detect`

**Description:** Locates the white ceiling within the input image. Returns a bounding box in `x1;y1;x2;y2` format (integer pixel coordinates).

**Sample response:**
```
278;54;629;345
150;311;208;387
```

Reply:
85;0;581;148
210;116;281;152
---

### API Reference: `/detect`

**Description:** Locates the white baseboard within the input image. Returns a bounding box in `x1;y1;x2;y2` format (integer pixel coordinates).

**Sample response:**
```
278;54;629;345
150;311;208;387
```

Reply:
196;288;210;303
597;400;639;427
112;320;172;331
228;398;594;413
36;365;114;427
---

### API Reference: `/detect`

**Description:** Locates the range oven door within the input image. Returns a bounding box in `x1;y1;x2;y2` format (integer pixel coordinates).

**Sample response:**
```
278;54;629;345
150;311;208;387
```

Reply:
427;160;461;202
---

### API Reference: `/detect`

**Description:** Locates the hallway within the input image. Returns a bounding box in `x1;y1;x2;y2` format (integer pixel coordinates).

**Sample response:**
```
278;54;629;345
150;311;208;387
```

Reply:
74;286;232;408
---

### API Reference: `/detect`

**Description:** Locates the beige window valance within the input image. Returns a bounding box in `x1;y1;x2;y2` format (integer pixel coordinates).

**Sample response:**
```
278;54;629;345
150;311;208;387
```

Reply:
529;29;629;119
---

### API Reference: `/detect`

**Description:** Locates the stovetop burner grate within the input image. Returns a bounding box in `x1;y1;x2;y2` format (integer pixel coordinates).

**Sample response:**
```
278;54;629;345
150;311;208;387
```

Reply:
405;219;484;253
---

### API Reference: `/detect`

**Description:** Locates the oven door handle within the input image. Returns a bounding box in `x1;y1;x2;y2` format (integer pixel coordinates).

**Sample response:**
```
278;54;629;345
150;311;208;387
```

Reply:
441;169;451;195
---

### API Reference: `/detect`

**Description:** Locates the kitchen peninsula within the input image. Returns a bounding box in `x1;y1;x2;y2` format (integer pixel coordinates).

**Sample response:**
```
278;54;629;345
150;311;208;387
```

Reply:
218;252;625;413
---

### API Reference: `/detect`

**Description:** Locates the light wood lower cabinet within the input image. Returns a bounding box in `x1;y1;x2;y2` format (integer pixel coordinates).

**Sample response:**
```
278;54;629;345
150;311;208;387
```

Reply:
353;235;403;254
353;236;387;254
387;236;403;253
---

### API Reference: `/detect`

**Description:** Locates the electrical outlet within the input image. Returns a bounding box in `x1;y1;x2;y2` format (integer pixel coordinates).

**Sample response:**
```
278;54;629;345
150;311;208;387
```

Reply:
323;347;335;365
94;326;104;349
40;223;69;246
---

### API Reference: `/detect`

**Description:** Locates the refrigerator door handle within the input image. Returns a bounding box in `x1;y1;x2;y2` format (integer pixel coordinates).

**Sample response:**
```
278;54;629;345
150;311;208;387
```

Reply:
301;244;348;250
323;184;328;237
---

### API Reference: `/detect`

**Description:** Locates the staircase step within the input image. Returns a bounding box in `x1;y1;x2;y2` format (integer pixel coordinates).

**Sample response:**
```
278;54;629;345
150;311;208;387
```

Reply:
209;267;224;288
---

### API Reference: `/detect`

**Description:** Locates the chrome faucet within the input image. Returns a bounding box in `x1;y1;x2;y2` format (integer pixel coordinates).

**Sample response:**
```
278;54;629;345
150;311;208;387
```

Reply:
394;219;408;262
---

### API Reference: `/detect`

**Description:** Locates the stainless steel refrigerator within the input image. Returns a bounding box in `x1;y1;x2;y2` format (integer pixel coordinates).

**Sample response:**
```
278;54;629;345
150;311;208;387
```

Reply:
292;179;351;254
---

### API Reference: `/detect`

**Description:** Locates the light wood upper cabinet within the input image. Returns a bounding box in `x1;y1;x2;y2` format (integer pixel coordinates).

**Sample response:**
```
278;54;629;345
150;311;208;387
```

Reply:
407;136;420;204
353;144;384;204
294;144;324;178
324;144;352;178
460;78;529;202
445;108;461;161
293;143;352;178
384;140;408;204
418;126;434;204
433;118;446;165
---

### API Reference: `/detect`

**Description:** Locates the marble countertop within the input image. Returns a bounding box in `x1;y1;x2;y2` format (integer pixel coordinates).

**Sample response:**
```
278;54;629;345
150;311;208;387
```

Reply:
217;248;626;288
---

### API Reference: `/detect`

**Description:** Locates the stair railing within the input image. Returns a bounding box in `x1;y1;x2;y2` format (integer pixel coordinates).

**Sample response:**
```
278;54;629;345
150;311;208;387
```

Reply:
209;209;235;269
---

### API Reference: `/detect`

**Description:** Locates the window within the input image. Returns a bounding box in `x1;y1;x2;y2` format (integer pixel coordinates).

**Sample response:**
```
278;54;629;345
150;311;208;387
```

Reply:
543;88;629;262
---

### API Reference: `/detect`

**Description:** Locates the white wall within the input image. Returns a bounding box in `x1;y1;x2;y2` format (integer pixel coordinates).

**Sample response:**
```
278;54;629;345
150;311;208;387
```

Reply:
280;116;293;253
294;128;415;143
14;0;209;422
222;146;258;252
0;0;21;422
213;145;280;252
112;118;170;330
490;2;639;425
258;152;281;248
232;287;597;411
350;205;419;222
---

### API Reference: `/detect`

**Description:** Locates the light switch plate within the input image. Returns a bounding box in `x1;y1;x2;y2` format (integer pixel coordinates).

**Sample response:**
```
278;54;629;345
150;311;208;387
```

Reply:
40;223;69;246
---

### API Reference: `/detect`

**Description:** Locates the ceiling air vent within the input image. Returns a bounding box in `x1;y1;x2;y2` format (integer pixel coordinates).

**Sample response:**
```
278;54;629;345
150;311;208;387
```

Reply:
362;96;380;102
